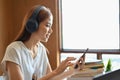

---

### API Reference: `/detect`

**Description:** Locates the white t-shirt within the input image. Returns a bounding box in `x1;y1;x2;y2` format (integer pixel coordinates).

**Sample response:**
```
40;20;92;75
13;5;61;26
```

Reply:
1;41;49;80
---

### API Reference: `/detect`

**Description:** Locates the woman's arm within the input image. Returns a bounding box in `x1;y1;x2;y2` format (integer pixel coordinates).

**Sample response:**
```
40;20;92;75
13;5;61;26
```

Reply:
50;58;84;80
50;69;76;80
40;69;76;80
6;61;24;80
39;57;76;80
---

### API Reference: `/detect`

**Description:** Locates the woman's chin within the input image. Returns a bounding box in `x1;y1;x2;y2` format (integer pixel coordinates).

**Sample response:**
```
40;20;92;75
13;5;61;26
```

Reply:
41;38;49;42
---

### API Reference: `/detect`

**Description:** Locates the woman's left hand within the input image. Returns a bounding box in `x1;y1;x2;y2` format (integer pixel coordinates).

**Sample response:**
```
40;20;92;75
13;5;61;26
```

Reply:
72;57;85;75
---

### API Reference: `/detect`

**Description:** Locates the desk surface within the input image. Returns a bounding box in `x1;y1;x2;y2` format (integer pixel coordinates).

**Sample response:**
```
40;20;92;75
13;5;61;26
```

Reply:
67;77;93;80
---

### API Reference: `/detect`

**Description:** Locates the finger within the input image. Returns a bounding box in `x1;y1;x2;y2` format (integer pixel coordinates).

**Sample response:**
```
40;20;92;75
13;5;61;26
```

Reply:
80;58;85;65
80;60;85;70
67;62;74;66
65;57;76;62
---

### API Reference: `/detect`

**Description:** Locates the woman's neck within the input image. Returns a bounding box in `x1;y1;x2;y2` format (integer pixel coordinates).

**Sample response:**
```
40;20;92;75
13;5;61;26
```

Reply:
24;39;39;59
24;36;39;49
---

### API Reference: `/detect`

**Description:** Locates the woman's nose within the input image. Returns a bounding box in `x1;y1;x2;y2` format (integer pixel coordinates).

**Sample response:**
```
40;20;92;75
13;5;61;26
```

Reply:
49;28;53;34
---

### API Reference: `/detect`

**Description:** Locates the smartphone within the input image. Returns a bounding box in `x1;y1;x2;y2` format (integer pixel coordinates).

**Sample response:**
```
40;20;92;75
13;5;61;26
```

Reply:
74;48;89;69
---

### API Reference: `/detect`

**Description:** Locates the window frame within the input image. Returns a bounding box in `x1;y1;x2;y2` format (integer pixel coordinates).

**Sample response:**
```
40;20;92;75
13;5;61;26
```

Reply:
58;0;120;55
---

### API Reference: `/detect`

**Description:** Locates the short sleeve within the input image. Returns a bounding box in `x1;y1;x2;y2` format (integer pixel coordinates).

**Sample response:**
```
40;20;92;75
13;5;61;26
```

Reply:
1;44;21;73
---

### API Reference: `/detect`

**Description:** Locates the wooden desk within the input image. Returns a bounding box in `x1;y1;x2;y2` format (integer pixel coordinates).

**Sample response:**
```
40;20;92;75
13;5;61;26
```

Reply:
67;68;104;80
67;77;93;80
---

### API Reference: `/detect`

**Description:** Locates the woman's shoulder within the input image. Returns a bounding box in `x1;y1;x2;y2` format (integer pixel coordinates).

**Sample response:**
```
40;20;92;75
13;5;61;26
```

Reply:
38;42;47;52
7;41;23;49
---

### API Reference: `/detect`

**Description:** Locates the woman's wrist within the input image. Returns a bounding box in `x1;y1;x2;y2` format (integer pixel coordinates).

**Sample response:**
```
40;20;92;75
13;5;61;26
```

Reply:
69;67;81;75
52;70;59;75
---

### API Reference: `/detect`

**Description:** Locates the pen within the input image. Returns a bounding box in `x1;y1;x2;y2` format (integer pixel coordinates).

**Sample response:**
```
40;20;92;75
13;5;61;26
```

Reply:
74;48;89;69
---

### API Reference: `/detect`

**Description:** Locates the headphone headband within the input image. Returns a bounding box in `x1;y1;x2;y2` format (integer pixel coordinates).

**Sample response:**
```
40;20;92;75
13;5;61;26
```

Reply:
30;6;43;19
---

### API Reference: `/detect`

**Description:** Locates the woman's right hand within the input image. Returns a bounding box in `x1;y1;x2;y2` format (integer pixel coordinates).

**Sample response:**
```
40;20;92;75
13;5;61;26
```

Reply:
54;57;76;75
50;57;85;80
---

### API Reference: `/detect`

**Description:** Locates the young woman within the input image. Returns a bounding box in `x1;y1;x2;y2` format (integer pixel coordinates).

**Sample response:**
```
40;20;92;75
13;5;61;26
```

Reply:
1;5;83;80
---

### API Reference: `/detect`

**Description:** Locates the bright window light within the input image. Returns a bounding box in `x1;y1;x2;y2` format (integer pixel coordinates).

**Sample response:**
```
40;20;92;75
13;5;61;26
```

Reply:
61;0;119;49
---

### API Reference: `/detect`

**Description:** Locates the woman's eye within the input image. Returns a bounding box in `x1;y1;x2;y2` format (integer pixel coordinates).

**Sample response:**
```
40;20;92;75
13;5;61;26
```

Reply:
46;24;50;27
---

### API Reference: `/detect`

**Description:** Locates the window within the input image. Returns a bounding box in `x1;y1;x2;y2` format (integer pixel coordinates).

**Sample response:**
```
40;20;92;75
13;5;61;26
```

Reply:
60;0;119;53
59;0;120;70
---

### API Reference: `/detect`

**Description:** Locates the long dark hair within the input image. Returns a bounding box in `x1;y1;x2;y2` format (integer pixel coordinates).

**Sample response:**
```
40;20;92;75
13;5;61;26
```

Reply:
16;5;52;42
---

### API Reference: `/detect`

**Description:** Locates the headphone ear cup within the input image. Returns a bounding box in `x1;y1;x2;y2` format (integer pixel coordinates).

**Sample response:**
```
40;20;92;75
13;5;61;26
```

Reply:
26;19;38;33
